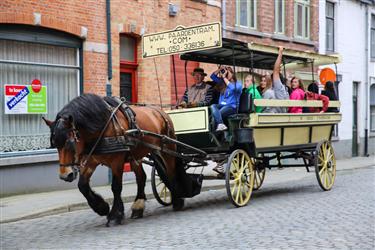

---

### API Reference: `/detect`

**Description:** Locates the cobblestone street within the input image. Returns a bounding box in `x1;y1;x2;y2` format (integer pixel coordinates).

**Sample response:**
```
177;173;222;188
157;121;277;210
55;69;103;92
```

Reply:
1;166;374;250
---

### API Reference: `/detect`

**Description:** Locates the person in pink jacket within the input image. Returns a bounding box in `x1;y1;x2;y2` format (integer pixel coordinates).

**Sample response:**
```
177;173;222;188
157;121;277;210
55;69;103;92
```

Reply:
289;77;305;113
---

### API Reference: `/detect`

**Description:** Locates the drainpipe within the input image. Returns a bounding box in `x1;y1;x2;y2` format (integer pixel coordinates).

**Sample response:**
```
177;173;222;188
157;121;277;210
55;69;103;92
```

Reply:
106;0;112;97
106;0;113;184
364;4;369;157
222;0;226;37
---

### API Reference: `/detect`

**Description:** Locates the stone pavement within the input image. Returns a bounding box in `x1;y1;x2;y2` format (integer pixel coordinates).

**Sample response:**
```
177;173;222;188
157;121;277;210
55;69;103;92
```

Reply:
0;156;373;224
1;162;374;249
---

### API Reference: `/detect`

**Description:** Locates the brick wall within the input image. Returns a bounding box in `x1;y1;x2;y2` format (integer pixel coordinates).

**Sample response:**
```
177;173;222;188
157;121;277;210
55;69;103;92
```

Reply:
0;0;108;95
1;0;221;104
111;0;221;105
224;0;319;52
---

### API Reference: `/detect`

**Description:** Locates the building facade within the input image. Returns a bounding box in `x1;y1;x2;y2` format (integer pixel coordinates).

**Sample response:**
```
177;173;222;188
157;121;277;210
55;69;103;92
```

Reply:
0;0;221;195
222;0;320;83
318;0;375;158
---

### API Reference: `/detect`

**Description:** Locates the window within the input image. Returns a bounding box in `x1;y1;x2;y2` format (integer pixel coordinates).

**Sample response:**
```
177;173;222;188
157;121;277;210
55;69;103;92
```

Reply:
275;0;285;34
371;14;375;59
236;0;257;29
294;0;310;39
326;2;335;52
0;40;80;153
120;35;138;102
370;84;375;132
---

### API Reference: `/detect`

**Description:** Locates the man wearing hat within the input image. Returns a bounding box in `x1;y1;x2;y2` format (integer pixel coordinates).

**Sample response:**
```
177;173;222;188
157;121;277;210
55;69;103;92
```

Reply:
179;67;213;108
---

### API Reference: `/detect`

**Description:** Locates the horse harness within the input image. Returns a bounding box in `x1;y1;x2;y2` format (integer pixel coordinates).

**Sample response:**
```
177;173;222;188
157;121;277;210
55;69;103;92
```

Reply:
77;97;173;169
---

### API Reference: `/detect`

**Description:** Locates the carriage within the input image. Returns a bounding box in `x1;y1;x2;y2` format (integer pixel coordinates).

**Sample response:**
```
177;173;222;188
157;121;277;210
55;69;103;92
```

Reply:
46;24;341;225
148;37;342;207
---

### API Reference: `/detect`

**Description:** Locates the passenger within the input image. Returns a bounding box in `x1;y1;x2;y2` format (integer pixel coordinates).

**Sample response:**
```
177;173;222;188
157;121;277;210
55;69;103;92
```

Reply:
305;82;329;113
206;80;224;105
179;67;213;108
257;75;267;94
244;74;262;113
289;77;305;113
272;47;290;105
321;81;339;112
261;75;280;113
210;66;242;131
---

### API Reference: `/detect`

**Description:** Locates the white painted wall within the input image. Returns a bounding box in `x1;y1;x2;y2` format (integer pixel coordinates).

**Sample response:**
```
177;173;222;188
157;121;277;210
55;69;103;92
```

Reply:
319;0;374;148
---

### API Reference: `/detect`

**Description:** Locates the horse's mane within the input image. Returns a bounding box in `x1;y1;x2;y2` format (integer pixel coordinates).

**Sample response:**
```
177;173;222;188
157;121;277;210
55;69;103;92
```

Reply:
56;93;111;133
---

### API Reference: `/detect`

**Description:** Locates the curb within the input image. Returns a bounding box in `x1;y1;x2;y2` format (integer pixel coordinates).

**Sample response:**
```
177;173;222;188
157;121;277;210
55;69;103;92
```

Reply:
0;184;225;224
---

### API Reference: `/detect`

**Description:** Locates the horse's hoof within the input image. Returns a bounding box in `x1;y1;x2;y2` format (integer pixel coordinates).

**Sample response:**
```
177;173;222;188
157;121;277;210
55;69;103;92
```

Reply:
131;209;144;219
94;202;110;216
173;198;185;211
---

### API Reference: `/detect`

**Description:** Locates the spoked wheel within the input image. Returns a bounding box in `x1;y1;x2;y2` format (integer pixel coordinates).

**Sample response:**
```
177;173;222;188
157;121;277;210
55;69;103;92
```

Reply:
315;140;336;191
151;166;172;206
253;166;266;191
225;149;255;207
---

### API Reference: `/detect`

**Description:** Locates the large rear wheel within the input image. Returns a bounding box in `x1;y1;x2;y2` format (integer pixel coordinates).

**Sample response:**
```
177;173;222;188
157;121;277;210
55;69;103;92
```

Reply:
151;164;172;206
315;140;336;191
225;149;255;207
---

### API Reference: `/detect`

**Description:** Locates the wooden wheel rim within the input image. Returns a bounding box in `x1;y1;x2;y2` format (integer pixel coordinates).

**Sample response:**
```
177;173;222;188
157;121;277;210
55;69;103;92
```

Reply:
226;149;255;207
315;141;336;191
151;167;172;206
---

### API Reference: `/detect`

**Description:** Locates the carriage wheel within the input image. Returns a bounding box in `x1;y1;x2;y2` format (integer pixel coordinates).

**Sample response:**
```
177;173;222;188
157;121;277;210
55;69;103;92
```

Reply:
225;149;255;207
151;166;172;206
314;140;336;191
253;166;266;191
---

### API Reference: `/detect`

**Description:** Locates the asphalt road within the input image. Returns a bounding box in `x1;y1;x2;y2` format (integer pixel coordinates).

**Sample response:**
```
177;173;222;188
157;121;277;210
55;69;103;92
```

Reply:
1;166;374;250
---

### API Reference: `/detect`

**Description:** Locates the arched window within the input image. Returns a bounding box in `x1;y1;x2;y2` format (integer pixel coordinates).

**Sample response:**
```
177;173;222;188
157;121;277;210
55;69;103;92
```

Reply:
0;24;82;154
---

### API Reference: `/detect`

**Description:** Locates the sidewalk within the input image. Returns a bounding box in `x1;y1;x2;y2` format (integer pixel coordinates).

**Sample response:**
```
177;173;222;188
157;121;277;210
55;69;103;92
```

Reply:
1;156;373;224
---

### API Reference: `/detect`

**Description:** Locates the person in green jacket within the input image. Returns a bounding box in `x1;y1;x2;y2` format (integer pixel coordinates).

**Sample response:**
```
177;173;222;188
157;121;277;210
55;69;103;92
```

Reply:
244;74;262;113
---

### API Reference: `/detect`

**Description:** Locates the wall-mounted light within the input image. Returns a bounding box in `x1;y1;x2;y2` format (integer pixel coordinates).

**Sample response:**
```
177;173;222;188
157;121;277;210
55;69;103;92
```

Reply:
169;3;179;16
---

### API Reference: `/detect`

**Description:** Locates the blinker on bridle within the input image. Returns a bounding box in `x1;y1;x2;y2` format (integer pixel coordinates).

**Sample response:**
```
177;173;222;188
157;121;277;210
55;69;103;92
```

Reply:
56;118;81;169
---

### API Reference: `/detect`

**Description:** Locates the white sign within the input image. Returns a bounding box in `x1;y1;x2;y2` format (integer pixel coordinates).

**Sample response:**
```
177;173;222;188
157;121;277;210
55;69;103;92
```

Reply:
142;22;222;58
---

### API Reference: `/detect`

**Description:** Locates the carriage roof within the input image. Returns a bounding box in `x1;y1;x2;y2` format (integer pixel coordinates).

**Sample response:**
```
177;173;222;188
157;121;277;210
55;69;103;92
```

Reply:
180;38;340;70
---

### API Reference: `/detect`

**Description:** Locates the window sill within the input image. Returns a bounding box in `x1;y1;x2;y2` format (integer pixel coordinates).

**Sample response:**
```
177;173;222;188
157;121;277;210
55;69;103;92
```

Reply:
0;149;58;167
232;27;265;38
292;38;315;46
271;34;291;42
370;58;375;63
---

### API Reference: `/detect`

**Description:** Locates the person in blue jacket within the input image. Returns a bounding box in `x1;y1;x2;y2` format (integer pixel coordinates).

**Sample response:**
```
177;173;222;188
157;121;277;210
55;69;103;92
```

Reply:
210;66;242;131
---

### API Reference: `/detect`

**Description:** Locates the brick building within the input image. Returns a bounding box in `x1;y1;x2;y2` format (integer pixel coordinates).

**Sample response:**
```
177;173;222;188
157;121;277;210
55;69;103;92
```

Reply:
222;0;319;82
0;0;221;194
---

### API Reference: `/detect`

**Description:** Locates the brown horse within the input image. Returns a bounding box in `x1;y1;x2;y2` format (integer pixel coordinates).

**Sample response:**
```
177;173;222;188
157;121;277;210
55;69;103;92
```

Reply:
43;94;184;225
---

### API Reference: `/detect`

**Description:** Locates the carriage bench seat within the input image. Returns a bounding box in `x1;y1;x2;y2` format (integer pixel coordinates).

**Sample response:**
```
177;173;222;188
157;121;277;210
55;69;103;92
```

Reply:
247;99;342;150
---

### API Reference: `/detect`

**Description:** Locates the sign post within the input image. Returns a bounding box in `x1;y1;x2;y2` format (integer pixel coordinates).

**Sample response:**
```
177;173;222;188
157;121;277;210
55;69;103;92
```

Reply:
142;22;222;58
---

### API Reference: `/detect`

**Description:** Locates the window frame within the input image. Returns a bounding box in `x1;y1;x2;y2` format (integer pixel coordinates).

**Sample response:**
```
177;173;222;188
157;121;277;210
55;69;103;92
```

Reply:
294;0;310;40
274;0;285;34
371;14;375;59
236;0;257;30
325;1;335;52
370;84;375;132
119;34;138;103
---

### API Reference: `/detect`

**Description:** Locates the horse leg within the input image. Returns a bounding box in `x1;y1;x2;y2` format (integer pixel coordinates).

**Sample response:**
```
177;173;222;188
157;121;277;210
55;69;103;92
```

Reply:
106;164;125;226
130;159;146;219
78;166;110;216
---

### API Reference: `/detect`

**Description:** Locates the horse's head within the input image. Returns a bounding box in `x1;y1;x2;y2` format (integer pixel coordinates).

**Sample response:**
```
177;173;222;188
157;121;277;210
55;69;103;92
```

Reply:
43;116;83;182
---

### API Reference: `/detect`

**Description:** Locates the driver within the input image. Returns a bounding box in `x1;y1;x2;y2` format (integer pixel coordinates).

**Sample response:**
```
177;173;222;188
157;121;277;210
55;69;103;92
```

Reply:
179;68;213;108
